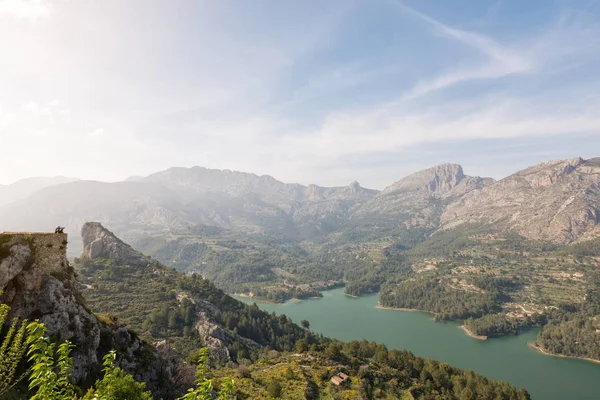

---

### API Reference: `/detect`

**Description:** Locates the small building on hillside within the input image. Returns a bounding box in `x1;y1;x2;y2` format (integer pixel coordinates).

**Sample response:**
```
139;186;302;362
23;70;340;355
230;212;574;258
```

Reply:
331;376;343;386
331;372;350;386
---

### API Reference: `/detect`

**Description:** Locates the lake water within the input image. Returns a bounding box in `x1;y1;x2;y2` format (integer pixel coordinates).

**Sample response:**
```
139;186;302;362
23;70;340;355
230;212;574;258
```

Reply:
234;287;600;399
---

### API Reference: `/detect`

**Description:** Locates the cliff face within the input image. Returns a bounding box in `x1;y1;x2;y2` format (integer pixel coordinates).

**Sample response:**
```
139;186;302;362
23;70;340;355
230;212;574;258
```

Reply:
82;221;150;266
0;232;187;399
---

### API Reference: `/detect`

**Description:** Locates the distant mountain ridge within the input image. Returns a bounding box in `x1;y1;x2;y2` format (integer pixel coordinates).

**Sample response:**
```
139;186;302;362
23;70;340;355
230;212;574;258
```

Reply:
440;157;600;243
351;163;494;228
0;158;598;262
0;176;79;207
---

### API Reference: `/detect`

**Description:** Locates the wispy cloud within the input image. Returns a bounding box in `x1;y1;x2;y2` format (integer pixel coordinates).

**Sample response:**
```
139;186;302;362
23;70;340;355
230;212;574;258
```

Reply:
0;0;53;20
0;1;599;188
390;1;532;98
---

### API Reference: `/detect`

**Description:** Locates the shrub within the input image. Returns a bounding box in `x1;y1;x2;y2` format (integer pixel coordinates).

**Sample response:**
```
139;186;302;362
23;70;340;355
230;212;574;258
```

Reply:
0;294;33;396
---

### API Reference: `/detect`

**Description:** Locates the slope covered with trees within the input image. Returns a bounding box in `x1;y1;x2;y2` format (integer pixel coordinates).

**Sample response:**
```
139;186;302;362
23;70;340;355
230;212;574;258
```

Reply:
75;223;327;360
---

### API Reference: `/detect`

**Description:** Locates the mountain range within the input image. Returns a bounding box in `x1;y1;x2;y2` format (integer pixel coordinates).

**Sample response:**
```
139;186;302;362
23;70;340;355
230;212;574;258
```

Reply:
0;176;78;207
1;157;598;258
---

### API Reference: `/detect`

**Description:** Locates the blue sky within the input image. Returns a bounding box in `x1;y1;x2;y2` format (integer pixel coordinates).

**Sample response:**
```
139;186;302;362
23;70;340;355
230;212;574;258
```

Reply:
0;0;599;189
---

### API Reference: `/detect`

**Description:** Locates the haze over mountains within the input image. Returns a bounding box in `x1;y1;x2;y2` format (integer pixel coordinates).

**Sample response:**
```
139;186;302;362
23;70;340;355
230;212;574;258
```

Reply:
1;158;599;257
0;176;78;207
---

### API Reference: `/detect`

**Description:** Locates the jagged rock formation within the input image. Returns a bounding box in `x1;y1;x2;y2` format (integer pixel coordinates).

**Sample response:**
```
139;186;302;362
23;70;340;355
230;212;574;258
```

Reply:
0;232;187;399
441;157;600;243
82;221;150;266
194;312;260;363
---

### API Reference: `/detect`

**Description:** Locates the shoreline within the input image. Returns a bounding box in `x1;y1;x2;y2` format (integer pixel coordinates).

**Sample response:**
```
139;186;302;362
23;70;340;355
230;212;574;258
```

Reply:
233;294;281;305
375;304;490;341
376;304;438;322
459;325;487;340
234;293;323;305
376;304;436;315
528;342;600;364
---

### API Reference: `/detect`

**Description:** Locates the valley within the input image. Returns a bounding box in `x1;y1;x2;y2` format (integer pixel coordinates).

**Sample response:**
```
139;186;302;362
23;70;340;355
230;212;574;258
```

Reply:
1;156;600;398
1;226;531;399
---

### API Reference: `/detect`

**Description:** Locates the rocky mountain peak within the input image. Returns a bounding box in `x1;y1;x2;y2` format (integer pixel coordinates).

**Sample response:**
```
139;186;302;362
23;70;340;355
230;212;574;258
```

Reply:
384;163;465;195
348;181;362;193
81;222;149;266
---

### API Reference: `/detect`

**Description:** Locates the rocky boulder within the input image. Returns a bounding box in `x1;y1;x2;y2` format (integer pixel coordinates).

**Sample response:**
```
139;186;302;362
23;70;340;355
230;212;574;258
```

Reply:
82;222;150;266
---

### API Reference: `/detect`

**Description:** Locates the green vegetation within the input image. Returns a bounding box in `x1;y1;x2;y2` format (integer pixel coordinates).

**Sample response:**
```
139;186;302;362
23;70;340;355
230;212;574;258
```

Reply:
177;348;233;400
87;351;152;400
211;340;530;399
535;280;600;361
24;322;232;400
75;257;326;359
379;276;502;321
2;284;530;399
465;314;523;337
0;291;33;396
132;220;600;362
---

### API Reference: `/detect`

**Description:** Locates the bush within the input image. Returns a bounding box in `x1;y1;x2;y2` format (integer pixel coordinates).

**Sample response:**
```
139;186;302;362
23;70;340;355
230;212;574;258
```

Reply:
267;379;282;398
84;351;152;400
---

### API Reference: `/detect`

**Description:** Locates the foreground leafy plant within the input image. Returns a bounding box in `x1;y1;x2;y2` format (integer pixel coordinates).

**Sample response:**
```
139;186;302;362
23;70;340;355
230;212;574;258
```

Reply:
0;292;34;396
26;323;153;400
177;348;234;400
82;350;152;400
26;322;76;400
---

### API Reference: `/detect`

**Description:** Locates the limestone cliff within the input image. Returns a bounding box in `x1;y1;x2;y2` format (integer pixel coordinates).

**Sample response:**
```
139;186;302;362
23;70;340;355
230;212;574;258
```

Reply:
0;232;188;399
82;221;150;266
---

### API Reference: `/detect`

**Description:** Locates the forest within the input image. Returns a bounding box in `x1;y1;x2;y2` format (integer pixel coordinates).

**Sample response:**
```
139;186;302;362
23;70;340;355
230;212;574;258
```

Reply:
75;257;326;359
378;276;502;321
218;339;531;399
536;280;600;361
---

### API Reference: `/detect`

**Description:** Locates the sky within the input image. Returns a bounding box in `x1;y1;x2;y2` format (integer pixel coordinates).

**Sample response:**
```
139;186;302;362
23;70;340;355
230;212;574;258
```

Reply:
1;0;600;189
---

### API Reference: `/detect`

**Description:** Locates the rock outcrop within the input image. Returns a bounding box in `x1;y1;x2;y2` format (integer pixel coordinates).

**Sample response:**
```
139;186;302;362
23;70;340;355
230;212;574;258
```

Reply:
82;221;150;266
0;232;187;399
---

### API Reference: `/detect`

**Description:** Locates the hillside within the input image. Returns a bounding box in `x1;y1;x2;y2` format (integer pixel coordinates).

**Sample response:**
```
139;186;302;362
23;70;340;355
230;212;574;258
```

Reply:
75;222;326;360
211;344;530;400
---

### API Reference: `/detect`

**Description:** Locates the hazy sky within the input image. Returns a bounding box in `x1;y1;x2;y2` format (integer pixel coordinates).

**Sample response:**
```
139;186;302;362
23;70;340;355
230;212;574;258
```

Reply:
1;0;599;189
